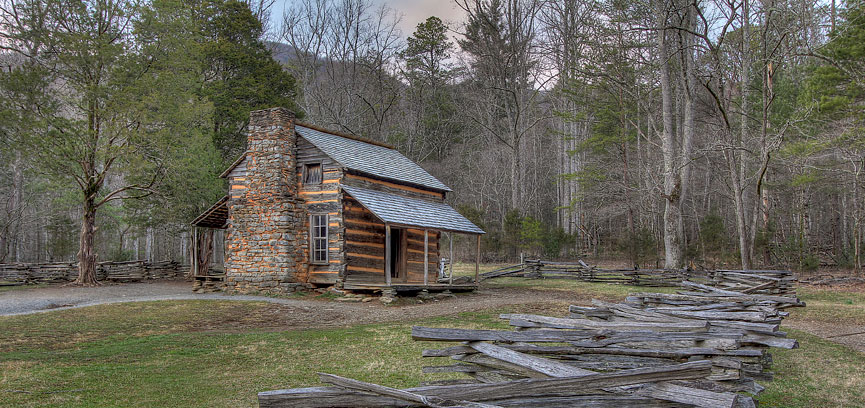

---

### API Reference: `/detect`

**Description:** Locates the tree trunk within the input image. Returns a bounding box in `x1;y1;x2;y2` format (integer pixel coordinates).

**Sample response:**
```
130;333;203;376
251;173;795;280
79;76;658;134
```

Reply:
511;137;522;212
732;178;751;269
657;0;682;269
679;2;697;262
75;198;99;285
736;0;752;269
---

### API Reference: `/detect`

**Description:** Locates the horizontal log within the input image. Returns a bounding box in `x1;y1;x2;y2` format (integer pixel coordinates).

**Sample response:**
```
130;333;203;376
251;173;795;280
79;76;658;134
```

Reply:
500;314;708;332
412;326;611;343
258;361;712;407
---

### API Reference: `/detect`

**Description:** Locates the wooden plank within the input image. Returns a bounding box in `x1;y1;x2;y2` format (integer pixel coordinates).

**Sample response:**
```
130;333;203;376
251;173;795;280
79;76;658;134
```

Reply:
500;314;708;332
318;373;501;408
468;341;595;378
467;342;742;408
412;326;607;342
424;229;429;286
259;361;711;407
638;382;745;408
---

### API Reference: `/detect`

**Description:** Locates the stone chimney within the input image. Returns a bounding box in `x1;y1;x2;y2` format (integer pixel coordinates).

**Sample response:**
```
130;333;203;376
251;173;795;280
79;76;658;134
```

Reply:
224;107;307;294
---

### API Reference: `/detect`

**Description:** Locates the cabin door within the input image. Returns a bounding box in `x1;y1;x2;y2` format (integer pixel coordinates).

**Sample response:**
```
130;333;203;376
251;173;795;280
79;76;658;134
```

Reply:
389;228;407;280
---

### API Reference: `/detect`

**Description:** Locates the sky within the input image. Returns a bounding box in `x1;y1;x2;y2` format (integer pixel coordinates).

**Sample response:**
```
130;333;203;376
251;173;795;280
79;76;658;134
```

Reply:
270;0;468;39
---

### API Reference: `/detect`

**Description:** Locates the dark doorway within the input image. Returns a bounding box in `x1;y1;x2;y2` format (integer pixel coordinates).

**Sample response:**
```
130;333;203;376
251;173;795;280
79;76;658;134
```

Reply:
389;228;406;279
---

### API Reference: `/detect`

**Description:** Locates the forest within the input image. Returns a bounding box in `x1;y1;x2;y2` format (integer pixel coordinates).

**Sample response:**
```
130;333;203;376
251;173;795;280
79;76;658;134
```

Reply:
0;0;862;279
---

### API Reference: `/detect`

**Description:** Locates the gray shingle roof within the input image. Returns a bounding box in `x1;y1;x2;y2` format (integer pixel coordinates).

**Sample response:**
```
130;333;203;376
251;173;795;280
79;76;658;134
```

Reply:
296;125;451;192
342;185;484;234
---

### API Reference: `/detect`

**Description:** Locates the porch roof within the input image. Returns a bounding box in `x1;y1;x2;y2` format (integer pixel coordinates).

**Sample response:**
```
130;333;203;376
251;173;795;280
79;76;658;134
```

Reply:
341;185;485;235
191;196;229;229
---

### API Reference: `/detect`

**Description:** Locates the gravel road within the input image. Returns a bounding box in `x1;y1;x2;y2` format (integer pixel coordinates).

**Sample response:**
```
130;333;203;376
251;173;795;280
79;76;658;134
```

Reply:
0;281;582;323
0;281;317;316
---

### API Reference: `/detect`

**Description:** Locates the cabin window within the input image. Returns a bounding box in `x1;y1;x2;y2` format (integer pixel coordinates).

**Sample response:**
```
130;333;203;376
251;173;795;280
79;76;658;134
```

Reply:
310;214;328;264
303;163;322;184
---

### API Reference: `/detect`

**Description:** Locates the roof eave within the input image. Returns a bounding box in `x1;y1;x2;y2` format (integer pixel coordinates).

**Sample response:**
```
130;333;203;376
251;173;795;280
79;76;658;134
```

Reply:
191;196;229;228
344;168;452;193
384;221;485;235
219;152;248;179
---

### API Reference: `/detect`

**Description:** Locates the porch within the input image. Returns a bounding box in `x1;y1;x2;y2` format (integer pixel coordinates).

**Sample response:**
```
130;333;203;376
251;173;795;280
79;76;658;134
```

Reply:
340;185;485;291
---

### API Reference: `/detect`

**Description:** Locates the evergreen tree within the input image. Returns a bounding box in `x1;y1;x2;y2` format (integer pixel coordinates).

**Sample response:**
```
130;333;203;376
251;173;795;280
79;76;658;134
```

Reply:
401;16;455;85
0;0;214;284
199;0;302;160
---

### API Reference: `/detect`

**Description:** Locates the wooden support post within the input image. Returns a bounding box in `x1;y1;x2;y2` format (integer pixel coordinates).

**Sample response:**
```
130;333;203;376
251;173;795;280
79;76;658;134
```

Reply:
192;227;198;277
424;229;429;286
385;224;392;286
449;232;454;285
475;234;481;284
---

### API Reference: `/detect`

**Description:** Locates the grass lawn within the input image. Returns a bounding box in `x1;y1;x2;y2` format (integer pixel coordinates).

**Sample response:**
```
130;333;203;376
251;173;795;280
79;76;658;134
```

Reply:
0;301;517;407
1;278;863;407
791;286;865;326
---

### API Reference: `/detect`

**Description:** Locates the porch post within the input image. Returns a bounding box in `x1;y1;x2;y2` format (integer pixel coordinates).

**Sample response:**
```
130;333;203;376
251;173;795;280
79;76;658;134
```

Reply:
423;229;429;285
449;232;454;285
475;234;481;284
192;227;198;277
384;224;392;286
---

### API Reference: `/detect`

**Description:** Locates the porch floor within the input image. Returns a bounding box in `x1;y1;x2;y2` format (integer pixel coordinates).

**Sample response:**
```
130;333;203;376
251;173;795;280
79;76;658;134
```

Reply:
341;282;477;293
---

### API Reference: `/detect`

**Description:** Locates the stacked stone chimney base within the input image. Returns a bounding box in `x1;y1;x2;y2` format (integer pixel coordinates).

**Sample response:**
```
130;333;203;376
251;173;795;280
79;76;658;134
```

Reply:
223;107;308;295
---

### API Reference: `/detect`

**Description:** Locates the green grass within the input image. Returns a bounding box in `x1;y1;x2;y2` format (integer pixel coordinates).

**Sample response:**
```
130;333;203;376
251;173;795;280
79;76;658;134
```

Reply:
0;301;517;407
759;328;865;407
484;276;679;298
789;287;865;325
1;280;864;407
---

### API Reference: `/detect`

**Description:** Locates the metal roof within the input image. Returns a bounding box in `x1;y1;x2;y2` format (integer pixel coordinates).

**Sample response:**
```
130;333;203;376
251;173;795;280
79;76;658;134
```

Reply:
296;125;451;192
341;185;484;235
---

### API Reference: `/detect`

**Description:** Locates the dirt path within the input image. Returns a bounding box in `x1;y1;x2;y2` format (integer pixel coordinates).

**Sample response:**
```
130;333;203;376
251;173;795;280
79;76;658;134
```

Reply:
0;281;582;325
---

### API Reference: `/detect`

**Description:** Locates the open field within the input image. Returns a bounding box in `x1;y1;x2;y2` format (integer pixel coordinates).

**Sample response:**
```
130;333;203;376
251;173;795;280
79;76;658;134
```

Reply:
1;268;864;407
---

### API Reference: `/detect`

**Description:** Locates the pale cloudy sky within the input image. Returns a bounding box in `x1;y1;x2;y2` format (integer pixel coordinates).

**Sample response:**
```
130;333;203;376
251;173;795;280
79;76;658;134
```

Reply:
270;0;467;39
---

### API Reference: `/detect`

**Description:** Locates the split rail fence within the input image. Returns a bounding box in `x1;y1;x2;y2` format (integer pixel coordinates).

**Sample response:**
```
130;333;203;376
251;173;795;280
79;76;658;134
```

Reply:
258;280;804;407
480;260;795;295
0;260;187;285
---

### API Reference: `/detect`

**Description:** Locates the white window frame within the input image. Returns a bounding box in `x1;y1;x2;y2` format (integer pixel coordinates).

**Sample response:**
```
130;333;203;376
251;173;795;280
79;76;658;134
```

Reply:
310;214;328;264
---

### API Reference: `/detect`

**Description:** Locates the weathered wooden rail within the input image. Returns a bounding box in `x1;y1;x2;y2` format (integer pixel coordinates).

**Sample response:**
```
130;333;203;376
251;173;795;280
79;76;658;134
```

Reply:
480;260;796;295
258;282;804;407
0;260;187;285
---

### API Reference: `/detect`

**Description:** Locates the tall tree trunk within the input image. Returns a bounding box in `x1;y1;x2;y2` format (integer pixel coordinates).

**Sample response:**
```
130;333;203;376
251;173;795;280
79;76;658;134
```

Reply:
657;0;682;269
855;164;862;274
75;197;99;285
511;137;522;212
679;1;697;262
732;176;751;268
737;0;753;269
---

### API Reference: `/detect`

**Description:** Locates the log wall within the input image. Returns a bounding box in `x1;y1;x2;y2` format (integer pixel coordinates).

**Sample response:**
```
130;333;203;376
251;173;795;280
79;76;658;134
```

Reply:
296;136;344;285
343;196;386;284
342;197;441;285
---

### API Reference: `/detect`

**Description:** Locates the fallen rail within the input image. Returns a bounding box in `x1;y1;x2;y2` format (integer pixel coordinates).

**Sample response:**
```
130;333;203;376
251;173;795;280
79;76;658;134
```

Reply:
258;281;803;407
479;260;796;295
0;260;188;284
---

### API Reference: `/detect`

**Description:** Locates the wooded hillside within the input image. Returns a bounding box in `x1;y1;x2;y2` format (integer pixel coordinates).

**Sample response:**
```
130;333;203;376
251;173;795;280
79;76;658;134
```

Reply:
0;0;862;274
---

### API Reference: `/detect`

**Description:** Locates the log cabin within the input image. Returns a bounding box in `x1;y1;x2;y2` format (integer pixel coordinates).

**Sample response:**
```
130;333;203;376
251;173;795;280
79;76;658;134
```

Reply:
191;107;484;294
